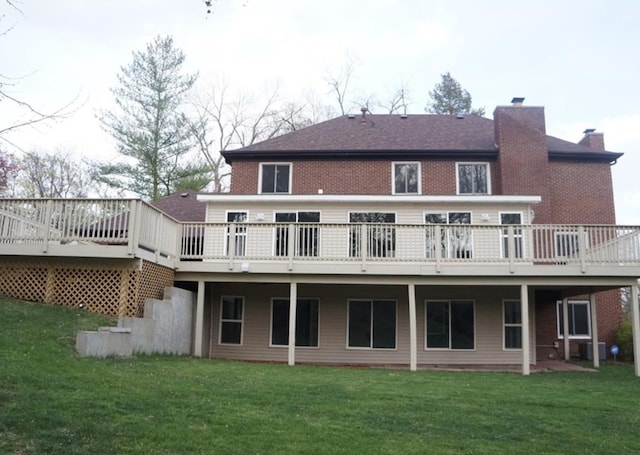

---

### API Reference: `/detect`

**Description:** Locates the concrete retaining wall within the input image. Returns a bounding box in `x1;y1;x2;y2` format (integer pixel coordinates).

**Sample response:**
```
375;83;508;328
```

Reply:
76;287;195;358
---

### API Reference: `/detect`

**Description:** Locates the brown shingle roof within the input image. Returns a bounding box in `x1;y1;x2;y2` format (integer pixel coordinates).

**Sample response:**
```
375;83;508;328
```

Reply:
222;114;621;163
151;190;206;222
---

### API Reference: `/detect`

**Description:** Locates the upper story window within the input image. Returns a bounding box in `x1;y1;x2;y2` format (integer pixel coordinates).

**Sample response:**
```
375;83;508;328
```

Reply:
393;162;420;194
456;162;490;195
260;163;291;194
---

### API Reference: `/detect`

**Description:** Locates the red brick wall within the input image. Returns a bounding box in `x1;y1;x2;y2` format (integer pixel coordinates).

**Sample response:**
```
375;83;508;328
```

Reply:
230;160;497;196
549;161;616;224
494;107;554;223
535;290;622;361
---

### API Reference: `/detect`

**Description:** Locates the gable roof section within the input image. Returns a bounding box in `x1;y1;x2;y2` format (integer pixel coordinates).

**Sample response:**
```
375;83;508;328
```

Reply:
151;190;206;222
222;114;622;164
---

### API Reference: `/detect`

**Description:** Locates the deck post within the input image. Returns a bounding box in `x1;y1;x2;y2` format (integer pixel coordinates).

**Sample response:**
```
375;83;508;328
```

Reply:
408;283;417;371
521;284;530;375
288;281;298;366
562;298;570;360
589;293;599;368
42;199;53;253
194;280;205;357
630;284;640;377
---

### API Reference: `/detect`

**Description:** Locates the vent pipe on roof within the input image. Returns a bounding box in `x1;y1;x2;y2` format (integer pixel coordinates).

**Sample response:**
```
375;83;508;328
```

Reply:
511;97;525;107
360;106;368;122
400;114;408;119
456;113;465;119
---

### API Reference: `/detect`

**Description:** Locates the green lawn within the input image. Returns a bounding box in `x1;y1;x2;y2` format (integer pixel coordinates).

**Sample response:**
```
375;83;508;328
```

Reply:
1;297;639;454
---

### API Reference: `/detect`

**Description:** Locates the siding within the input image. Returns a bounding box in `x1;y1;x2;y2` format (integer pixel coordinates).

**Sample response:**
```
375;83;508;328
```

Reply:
208;283;535;366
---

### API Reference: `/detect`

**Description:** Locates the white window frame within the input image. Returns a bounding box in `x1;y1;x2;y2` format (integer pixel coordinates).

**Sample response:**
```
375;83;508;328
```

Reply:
269;297;320;349
499;212;524;260
424;300;476;350
502;299;522;350
556;300;591;339
392;162;421;195
456;162;491;195
273;211;321;257
219;296;244;345
424;211;473;259
346;299;398;350
224;210;248;256
347;212;397;258
259;162;292;194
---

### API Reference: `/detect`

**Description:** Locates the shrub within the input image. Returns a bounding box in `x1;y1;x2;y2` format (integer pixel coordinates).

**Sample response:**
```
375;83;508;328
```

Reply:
615;318;634;361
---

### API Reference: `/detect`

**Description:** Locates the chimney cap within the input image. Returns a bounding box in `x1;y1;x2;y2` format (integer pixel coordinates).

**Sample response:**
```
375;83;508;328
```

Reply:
583;128;596;134
511;97;525;105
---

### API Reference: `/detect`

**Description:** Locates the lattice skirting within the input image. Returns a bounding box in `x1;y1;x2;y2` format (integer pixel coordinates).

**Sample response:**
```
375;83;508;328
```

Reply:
0;257;174;316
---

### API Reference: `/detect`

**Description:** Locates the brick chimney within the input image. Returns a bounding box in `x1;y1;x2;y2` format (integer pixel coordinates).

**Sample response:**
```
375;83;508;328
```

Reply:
494;97;553;223
578;128;605;151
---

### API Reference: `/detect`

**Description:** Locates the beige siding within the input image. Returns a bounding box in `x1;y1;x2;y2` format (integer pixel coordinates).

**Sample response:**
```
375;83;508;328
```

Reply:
208;283;535;366
205;201;533;225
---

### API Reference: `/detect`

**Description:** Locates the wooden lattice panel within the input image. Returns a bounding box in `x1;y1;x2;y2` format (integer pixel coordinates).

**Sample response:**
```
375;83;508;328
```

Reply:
0;265;47;302
136;260;175;317
50;267;122;315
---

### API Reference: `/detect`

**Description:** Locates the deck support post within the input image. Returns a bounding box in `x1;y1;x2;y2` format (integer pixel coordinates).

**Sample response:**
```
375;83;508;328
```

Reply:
193;280;205;357
630;284;640;377
562;298;570;360
521;284;530;375
589;293;599;368
408;283;417;371
288;281;298;366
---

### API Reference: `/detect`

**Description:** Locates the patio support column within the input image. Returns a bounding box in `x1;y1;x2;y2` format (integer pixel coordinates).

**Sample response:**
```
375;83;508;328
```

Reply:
589;293;599;368
288;281;298;366
630;284;640;377
562;298;570;360
521;284;530;376
408;283;417;372
193;280;205;357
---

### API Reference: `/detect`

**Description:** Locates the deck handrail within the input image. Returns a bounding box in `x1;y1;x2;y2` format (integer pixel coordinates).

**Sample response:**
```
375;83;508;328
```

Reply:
177;222;640;266
1;198;639;268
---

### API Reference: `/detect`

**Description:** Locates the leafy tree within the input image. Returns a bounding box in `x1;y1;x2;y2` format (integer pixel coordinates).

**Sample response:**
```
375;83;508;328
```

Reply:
15;149;93;198
96;35;210;201
0;148;18;195
425;72;485;116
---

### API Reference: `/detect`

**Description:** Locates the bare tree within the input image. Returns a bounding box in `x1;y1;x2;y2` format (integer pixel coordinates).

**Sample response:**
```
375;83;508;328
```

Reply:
190;79;290;192
378;81;411;114
325;55;359;116
0;1;78;150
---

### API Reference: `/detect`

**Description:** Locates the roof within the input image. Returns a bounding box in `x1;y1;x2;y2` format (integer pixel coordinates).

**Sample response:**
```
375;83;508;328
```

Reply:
151;190;206;222
222;114;622;163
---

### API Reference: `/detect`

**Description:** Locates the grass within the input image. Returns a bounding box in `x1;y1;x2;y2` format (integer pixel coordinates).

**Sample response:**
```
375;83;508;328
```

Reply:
1;297;639;454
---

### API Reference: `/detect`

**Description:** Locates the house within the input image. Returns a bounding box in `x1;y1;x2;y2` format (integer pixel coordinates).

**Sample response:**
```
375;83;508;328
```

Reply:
1;98;640;375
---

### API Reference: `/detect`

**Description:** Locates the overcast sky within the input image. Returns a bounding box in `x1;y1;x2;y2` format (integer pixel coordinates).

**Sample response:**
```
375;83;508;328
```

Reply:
2;0;639;223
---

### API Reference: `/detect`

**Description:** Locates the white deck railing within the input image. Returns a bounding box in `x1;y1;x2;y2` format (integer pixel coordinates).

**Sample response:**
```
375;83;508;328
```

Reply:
0;199;178;260
178;222;640;267
1;198;639;269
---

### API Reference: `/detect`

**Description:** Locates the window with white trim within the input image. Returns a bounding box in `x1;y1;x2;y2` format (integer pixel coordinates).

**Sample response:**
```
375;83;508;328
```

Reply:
426;300;475;349
424;212;472;259
500;213;523;259
274;211;320;257
503;300;522;349
260;163;291;194
349;213;396;258
220;296;243;345
225;211;247;256
557;300;591;339
457;162;490;195
348;300;396;349
393;162;420;194
271;298;319;347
